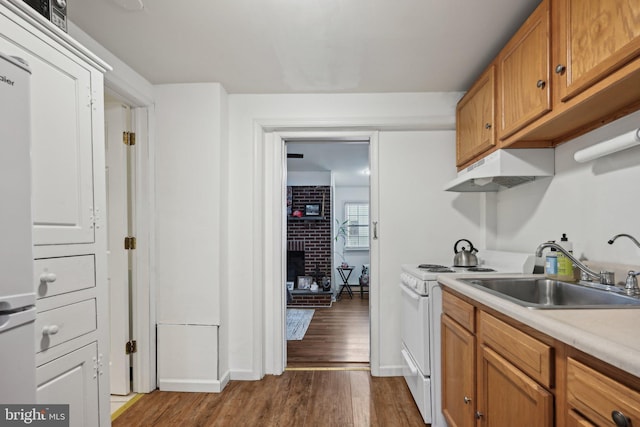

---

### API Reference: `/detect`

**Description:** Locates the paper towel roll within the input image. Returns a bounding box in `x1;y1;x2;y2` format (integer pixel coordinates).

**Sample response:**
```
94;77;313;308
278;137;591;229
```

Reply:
574;128;640;163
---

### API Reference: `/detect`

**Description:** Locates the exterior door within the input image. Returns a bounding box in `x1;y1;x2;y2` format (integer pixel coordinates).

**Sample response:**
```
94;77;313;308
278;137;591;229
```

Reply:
105;102;134;395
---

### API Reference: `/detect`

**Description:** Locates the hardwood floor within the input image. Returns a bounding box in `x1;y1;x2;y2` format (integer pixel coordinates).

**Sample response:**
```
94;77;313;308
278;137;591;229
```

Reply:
113;370;425;426
114;294;424;426
287;293;370;368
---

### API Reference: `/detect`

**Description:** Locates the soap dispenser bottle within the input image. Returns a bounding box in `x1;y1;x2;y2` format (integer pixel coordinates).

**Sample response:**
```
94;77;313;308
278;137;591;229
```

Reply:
544;241;558;279
557;233;575;281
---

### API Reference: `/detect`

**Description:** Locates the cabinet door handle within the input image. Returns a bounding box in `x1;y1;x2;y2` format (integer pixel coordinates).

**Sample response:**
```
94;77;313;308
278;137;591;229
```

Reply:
485;123;492;129
42;325;60;335
39;272;57;283
611;410;631;427
463;396;472;404
555;64;566;74
373;221;378;240
475;411;483;420
536;79;546;89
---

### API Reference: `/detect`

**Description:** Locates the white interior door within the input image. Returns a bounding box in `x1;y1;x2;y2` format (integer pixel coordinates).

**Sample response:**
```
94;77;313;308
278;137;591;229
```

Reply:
105;103;133;395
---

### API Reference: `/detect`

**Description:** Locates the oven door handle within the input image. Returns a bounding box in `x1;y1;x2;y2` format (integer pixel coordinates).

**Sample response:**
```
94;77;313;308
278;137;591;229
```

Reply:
400;283;421;301
401;348;418;376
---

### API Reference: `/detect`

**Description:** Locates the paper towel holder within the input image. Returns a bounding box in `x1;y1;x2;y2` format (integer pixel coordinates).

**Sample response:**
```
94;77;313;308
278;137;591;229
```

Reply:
574;128;640;163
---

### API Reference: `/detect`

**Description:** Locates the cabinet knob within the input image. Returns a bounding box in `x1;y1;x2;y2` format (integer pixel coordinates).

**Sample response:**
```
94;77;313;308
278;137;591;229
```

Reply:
39;272;57;283
555;64;566;74
475;411;483;420
536;79;546;89
485;123;492;129
611;411;631;427
463;396;472;404
42;325;60;335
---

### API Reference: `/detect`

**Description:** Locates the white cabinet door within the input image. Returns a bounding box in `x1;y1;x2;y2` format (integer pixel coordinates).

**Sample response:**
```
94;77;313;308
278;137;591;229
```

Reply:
37;342;100;427
0;14;95;245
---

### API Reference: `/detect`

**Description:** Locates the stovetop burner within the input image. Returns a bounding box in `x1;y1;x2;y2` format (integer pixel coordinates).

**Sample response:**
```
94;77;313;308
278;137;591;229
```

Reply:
418;264;455;273
465;266;496;272
418;264;446;269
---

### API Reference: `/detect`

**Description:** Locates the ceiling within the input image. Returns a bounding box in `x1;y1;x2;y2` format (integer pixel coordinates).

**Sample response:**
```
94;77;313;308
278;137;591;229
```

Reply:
68;0;540;94
287;141;370;186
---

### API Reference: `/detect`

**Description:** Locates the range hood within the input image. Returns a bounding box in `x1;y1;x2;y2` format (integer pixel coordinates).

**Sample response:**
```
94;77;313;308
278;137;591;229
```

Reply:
444;149;555;192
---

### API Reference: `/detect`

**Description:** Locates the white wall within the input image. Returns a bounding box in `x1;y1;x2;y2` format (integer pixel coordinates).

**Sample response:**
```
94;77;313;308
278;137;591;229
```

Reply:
227;92;485;378
333;185;370;286
287;171;331;186
494;110;640;266
154;83;229;390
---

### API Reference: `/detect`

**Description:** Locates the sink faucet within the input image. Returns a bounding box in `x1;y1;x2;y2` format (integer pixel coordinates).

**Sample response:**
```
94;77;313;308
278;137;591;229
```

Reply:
608;233;640;249
608;234;640;295
535;242;615;285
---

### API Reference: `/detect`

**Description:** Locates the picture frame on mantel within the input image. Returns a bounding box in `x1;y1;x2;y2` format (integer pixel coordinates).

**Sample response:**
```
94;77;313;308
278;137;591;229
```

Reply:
297;276;312;289
305;204;321;216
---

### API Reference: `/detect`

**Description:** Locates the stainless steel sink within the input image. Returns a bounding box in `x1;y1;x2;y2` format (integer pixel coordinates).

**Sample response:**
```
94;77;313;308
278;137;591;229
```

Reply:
459;277;640;309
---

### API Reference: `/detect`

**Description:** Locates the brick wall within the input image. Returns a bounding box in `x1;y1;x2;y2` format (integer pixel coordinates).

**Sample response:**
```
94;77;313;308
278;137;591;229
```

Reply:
287;186;332;281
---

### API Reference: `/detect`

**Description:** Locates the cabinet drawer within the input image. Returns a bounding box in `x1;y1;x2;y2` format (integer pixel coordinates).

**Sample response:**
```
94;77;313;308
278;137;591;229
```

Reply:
567;357;640;427
35;299;96;353
479;311;553;388
34;255;95;300
442;290;475;332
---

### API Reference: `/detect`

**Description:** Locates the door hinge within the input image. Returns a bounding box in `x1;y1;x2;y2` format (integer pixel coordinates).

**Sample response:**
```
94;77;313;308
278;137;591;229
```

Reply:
123;131;136;146
125;340;137;355
124;236;137;250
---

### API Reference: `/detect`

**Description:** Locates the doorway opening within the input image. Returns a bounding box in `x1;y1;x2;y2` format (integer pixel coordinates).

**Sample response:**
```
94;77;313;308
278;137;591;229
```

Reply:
284;139;371;368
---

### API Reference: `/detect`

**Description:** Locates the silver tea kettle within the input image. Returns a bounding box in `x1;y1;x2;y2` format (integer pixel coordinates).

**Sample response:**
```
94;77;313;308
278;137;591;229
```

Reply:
453;239;478;267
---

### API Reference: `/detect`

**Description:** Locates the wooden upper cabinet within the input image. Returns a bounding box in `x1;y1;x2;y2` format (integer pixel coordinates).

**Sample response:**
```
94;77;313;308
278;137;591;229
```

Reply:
554;0;640;102
498;0;551;140
456;64;496;167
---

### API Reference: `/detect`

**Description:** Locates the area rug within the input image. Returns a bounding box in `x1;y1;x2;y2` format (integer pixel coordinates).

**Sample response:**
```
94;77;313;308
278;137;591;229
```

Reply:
286;309;315;340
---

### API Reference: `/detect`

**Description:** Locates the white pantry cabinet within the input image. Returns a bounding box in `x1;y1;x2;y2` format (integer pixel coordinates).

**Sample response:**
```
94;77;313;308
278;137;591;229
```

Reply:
0;2;110;426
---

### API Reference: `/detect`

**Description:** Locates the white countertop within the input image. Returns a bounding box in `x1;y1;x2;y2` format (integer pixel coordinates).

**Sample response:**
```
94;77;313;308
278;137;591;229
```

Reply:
438;273;640;378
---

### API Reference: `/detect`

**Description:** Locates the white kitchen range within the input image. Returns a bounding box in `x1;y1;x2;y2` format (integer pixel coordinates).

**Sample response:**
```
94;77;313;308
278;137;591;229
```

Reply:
400;241;536;426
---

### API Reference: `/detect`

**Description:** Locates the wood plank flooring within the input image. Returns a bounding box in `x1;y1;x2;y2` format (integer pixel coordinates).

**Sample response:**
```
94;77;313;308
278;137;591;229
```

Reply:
113;295;421;426
287;294;370;367
113;370;425;426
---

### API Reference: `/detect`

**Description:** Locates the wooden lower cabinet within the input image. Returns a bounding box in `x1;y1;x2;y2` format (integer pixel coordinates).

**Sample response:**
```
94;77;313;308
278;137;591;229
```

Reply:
442;314;476;427
567;357;640;427
478;345;553;427
441;288;640;427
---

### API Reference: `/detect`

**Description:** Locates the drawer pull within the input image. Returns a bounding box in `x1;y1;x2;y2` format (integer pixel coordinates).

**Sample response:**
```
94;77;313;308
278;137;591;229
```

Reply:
42;325;60;335
39;273;57;283
611;410;630;427
464;396;472;404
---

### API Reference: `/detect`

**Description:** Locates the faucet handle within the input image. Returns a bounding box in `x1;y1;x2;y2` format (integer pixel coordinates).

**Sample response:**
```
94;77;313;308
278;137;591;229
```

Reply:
599;271;615;285
624;271;640;296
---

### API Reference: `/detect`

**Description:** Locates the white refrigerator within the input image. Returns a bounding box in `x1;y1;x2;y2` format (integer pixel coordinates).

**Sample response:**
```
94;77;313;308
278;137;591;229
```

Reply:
0;51;36;403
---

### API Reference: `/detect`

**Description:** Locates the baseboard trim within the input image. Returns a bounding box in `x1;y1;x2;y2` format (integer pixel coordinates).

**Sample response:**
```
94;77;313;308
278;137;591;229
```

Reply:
373;365;403;377
158;378;225;393
229;369;261;381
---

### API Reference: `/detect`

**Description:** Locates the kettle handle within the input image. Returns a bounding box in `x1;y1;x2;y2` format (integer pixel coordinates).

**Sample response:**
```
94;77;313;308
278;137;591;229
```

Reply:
454;239;475;254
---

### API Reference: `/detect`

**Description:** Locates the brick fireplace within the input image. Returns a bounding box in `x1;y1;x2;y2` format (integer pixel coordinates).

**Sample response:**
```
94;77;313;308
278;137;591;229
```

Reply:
286;186;332;308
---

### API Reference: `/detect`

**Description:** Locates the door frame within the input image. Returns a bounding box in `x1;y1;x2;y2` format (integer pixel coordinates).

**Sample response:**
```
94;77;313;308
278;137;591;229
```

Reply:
103;88;156;393
261;128;380;375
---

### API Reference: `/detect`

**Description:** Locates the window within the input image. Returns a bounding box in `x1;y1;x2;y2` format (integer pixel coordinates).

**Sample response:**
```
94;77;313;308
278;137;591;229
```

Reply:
344;202;369;249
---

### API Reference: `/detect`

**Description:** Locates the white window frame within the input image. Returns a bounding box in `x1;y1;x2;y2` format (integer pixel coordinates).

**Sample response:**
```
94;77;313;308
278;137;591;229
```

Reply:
344;201;369;250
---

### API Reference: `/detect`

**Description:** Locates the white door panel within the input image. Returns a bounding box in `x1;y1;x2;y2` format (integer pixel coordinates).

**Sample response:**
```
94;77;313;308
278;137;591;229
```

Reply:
0;21;95;245
106;103;131;395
